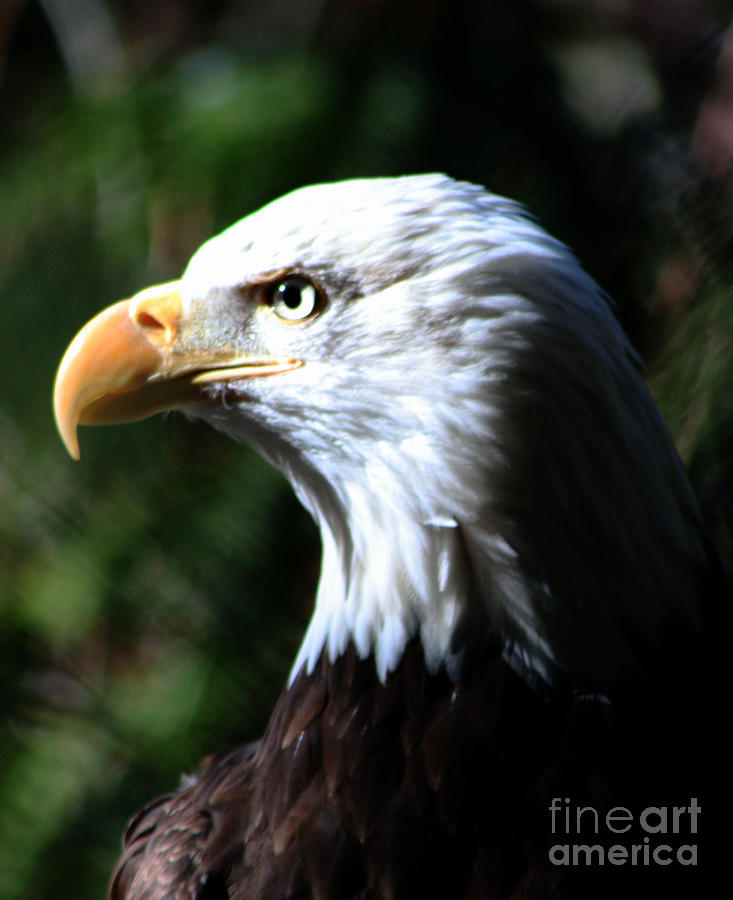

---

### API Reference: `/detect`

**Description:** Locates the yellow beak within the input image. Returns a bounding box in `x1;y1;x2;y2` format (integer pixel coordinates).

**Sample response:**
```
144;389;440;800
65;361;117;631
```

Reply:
53;281;301;459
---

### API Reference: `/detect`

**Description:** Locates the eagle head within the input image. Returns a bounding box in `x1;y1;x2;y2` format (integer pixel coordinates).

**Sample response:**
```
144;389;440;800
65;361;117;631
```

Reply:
54;174;706;691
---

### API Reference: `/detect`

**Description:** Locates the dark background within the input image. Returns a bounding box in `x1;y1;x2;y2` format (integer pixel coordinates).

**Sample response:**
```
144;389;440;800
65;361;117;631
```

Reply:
1;2;732;897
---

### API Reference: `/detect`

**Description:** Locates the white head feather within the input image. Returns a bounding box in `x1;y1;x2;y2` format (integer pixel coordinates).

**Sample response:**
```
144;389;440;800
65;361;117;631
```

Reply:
180;174;706;689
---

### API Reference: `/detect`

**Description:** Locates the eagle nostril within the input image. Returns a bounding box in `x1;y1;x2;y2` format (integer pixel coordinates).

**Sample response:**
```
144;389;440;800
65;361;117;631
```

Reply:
129;288;183;347
136;310;166;331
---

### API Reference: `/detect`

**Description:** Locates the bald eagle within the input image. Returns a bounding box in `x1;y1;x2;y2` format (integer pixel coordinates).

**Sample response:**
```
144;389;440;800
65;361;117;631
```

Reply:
54;175;727;899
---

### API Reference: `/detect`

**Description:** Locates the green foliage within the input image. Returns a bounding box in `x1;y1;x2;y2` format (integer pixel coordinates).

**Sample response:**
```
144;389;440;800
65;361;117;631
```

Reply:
650;270;733;465
0;50;333;900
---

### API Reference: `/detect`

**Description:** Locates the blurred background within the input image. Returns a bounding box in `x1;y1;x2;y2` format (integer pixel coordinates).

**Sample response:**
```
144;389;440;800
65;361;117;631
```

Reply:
1;1;732;897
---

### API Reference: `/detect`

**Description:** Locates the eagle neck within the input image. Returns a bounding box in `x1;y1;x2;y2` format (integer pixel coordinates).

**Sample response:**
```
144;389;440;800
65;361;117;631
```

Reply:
288;469;476;685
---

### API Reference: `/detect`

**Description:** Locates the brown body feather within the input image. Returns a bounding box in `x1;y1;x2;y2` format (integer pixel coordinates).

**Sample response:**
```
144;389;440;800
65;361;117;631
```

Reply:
110;639;726;900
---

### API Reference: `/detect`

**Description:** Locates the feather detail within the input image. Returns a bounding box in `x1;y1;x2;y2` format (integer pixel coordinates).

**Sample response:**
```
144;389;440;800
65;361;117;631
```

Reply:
110;640;728;899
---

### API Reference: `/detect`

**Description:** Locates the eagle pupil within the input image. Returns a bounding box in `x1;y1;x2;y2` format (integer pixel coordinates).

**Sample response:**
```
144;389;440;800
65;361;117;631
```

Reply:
282;283;301;309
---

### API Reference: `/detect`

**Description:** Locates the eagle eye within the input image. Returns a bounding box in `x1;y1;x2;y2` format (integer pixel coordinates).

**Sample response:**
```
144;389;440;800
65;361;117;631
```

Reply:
270;275;322;322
